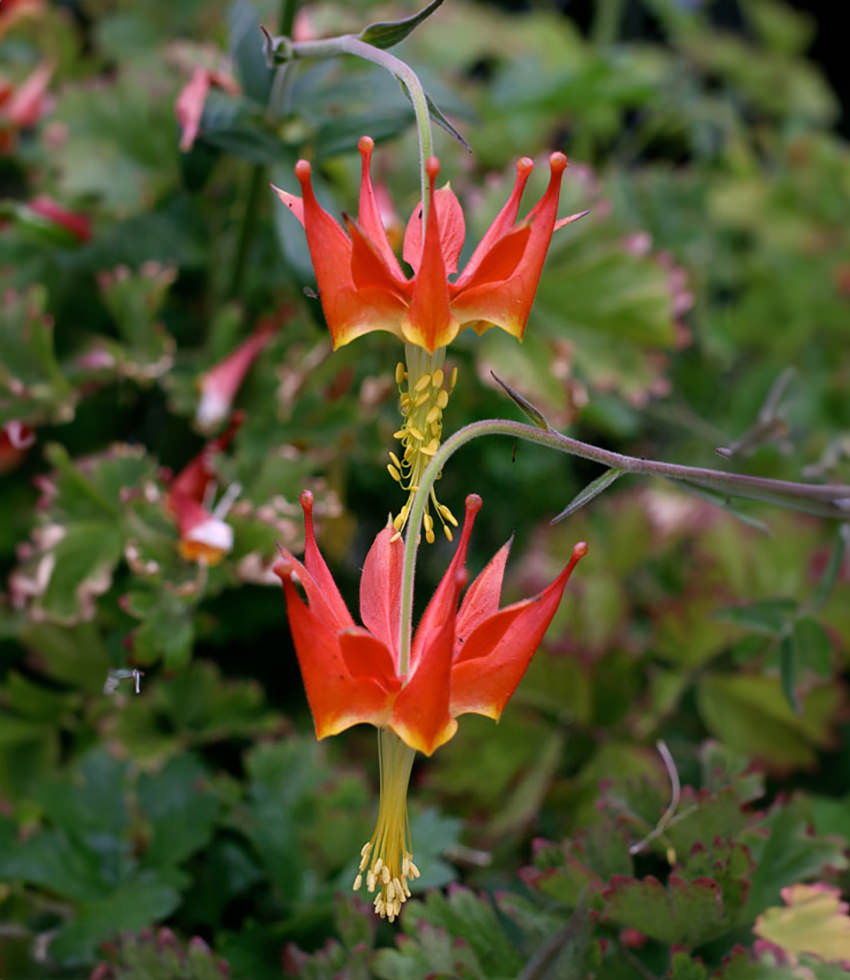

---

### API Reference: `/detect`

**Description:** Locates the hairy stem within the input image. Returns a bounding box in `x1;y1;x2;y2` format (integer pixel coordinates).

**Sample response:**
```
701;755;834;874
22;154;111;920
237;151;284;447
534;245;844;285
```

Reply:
397;418;850;677
287;35;433;208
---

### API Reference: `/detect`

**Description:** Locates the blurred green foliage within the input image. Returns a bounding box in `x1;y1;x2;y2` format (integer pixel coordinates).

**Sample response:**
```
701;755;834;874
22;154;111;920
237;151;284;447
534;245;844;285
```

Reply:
1;0;850;977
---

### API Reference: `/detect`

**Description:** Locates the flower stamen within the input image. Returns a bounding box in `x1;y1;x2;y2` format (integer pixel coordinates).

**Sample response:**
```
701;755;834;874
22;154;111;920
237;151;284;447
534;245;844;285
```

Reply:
352;728;418;921
389;345;458;543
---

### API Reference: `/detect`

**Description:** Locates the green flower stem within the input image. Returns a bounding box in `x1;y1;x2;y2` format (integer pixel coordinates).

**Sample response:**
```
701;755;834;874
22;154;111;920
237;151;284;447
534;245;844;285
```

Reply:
229;162;265;299
591;0;626;45
286;35;433;209
279;0;297;35
396;418;850;677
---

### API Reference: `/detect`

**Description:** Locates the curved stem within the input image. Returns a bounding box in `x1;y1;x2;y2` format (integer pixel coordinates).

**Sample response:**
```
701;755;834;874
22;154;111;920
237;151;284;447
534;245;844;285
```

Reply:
396;418;850;676
288;35;433;208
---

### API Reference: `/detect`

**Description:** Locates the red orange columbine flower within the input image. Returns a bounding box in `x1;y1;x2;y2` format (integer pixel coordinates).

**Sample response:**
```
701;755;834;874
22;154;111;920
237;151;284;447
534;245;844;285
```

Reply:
274;139;585;542
273;137;582;354
275;490;586;920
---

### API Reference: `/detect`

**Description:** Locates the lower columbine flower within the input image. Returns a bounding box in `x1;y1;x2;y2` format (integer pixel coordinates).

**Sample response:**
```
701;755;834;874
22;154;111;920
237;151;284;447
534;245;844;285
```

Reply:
275;490;586;920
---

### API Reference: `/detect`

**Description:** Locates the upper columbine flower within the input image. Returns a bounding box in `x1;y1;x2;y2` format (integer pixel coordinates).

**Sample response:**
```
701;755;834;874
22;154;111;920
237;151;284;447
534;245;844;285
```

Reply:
275;489;586;919
273;137;583;354
274;139;585;541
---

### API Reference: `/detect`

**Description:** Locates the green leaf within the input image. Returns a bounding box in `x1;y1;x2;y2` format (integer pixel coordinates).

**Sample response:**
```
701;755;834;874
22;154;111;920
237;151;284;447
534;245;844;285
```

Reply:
137;755;220;868
551;468;623;524
812;524;848;609
742;797;849;919
229;0;273;102
40;520;123;623
713;597;797;635
791;617;833;679
491;370;551;429
314;108;415;161
131;590;196;670
677;481;772;535
424;90;471;151
697;672;838;768
241;739;326;903
49;870;180;965
358;0;446;50
602;873;732;947
779;633;800;715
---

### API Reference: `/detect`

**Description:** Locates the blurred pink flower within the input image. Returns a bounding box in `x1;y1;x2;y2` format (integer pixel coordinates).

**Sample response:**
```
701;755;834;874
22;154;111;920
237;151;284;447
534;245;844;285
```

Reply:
27;195;92;243
0;0;45;35
175;66;240;152
196;319;277;431
167;415;242;564
0;62;52;153
0;421;35;474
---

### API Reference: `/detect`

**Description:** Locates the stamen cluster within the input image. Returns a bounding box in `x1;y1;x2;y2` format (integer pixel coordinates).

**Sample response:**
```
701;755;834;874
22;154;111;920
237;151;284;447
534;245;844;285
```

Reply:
353;840;420;921
388;353;458;542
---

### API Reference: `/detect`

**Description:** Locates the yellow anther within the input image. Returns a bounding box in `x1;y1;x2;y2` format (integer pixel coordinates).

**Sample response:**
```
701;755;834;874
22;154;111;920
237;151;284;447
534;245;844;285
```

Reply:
353;874;362;891
389;451;402;470
393;428;407;440
450;366;458;389
413;391;429;408
381;865;391;884
407;426;425;441
443;525;453;542
409;860;421;878
367;870;376;891
386;880;395;902
425;406;441;425
432;368;444;388
438;503;459;526
414;373;432;393
387;463;401;482
395;362;406;384
436;390;449;409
